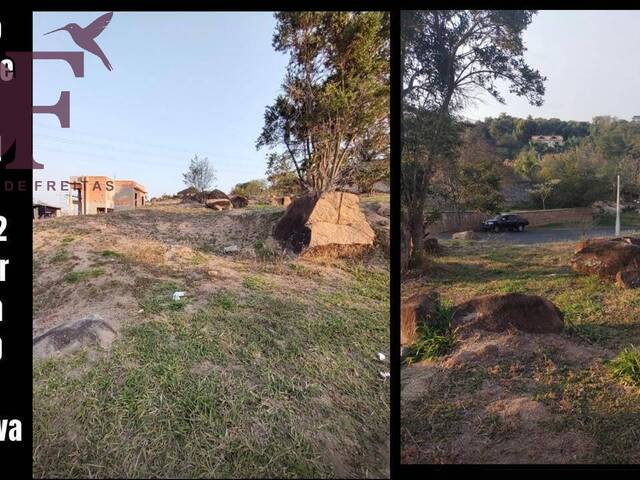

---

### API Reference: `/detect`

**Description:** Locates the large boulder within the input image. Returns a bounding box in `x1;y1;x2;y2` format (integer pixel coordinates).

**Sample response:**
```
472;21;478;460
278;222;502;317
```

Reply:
229;195;248;208
401;291;439;346
206;198;233;211
177;186;198;198
377;203;390;218
371;181;390;193
571;237;640;279
452;293;564;334
206;189;229;200
616;268;640;289
273;191;375;257
33;315;116;358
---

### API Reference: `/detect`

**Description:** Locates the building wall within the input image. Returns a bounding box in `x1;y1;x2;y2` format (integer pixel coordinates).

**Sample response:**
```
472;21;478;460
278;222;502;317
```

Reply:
70;176;114;215
113;180;146;210
69;176;145;215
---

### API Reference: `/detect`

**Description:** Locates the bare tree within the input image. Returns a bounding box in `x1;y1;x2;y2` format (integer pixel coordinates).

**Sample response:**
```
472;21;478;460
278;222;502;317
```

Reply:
183;155;216;203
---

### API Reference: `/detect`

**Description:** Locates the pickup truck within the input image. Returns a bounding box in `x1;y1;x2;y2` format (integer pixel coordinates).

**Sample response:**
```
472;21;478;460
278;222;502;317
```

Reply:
481;214;529;233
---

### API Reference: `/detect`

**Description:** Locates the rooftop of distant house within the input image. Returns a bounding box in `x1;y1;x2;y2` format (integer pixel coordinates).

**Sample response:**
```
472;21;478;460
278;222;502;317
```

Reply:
33;200;61;210
531;135;564;141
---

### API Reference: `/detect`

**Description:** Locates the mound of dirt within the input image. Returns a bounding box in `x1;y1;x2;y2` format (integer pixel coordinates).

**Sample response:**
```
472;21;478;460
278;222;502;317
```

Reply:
33;315;116;358
402;330;602;464
571;237;640;283
401;291;439;345
452;293;564;334
273;192;375;257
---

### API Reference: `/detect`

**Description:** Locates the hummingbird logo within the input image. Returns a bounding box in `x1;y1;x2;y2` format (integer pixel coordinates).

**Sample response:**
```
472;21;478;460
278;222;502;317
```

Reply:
44;12;114;71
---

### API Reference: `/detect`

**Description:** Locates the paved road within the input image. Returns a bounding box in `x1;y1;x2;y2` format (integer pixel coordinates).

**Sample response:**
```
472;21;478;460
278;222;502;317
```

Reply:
436;226;640;245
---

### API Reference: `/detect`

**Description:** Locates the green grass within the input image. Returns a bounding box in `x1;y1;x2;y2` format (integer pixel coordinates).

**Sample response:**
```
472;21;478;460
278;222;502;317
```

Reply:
63;267;106;283
254;240;278;261
138;280;188;313
608;346;640;386
50;249;70;263
98;249;125;259
34;266;389;478
404;302;457;365
243;274;270;291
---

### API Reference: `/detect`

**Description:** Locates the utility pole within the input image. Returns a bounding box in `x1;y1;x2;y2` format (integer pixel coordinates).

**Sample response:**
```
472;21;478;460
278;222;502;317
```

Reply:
615;174;621;237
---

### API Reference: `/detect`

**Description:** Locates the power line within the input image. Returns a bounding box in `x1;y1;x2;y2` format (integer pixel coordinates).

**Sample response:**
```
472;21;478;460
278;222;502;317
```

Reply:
34;144;263;174
34;122;266;164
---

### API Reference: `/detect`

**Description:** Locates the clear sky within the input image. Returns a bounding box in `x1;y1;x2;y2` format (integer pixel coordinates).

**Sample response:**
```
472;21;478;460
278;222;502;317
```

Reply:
33;12;287;209
462;10;640;123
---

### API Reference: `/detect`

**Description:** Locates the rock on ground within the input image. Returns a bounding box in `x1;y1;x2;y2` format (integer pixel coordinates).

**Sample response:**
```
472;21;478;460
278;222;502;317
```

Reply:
206;189;229;200
229;195;248;208
571;237;640;285
452;230;479;240
273;191;375;257
33;315;116;358
206;198;233;211
616;268;640;289
452;293;564;334
401;291;439;345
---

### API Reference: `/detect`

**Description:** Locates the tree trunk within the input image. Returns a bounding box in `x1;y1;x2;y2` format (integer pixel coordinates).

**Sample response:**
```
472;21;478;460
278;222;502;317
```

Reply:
408;203;426;269
400;219;412;273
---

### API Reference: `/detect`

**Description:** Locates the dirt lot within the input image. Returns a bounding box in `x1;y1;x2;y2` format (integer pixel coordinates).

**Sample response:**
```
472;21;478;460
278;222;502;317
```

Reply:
402;239;640;464
33;198;389;478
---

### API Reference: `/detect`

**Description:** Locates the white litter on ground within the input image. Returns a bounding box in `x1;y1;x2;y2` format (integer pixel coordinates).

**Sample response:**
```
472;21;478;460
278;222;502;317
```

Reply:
172;291;186;301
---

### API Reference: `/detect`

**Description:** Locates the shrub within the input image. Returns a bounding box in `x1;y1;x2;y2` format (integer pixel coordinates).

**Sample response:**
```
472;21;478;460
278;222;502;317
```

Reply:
404;301;457;365
608;346;640;386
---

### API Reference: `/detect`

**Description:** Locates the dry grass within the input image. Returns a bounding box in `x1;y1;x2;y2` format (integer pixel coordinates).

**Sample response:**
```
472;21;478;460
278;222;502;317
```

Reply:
33;203;389;478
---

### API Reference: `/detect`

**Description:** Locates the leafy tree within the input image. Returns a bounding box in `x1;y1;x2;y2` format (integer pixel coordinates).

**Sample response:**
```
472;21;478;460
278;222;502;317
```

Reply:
182;155;216;203
401;10;545;268
257;12;390;193
445;128;504;213
231;179;268;199
527;179;560;209
264;152;303;196
537;143;609;207
351;159;390;194
513;146;540;180
344;117;390;192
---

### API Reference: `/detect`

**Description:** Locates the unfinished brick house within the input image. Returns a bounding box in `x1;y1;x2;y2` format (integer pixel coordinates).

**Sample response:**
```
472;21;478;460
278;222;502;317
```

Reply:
68;176;147;215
